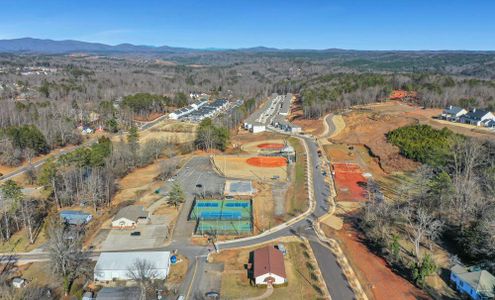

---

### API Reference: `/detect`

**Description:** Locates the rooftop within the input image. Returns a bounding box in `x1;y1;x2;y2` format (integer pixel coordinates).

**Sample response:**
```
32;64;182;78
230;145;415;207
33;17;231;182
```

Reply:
253;245;286;279
95;251;171;272
112;205;148;221
452;264;495;298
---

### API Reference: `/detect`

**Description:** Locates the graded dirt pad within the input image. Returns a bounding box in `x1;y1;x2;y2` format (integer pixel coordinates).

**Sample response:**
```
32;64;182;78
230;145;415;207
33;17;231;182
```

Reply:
336;223;429;300
333;163;367;202
290;105;325;136
246;156;287;167
213;155;287;181
335;101;494;174
333;107;419;173
257;143;285;150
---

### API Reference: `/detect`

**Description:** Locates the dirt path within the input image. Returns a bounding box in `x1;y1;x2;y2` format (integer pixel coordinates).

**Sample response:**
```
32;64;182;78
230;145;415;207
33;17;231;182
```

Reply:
243;285;273;300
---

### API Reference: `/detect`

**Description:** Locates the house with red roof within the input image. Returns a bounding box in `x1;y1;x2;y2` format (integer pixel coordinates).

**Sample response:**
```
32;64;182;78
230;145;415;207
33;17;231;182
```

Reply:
253;245;287;286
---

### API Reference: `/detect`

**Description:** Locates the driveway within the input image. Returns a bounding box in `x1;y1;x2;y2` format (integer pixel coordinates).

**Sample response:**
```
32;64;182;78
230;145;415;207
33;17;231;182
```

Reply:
100;221;170;251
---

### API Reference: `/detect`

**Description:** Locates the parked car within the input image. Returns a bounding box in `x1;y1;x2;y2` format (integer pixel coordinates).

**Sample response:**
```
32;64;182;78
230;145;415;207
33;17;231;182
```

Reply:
196;184;203;188
130;231;141;236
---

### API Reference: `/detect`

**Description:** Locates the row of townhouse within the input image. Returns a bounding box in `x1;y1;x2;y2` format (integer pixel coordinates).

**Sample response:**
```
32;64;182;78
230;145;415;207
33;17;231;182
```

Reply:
169;99;229;122
441;106;495;128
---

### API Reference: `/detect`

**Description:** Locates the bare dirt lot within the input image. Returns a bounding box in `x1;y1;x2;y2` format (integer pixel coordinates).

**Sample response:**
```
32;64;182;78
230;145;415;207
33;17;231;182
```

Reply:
333;102;494;174
331;223;430;300
290;106;325;136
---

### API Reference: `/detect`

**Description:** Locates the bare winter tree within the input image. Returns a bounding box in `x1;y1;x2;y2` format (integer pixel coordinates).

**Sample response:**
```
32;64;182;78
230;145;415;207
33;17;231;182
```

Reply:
157;158;179;181
127;258;159;300
46;219;90;296
402;207;444;262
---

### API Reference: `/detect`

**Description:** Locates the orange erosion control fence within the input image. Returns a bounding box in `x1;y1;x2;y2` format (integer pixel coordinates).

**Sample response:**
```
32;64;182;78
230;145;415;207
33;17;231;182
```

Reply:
332;163;367;201
246;156;287;167
257;143;285;150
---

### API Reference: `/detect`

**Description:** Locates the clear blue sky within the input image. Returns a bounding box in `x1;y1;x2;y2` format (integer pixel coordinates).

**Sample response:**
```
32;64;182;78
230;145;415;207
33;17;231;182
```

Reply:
1;0;494;50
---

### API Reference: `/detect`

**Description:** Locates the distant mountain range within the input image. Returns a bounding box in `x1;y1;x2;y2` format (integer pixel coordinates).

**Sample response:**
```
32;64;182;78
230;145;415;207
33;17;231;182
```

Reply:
0;38;200;54
0;38;493;55
0;38;295;54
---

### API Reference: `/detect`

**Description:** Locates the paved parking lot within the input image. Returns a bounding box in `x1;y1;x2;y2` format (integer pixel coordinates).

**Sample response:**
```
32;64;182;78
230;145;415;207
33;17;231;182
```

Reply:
100;222;170;251
162;156;226;241
162;156;225;198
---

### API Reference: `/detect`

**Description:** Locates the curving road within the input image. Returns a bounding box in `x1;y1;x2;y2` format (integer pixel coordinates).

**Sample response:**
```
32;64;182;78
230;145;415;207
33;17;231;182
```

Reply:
214;134;354;300
2;115;355;300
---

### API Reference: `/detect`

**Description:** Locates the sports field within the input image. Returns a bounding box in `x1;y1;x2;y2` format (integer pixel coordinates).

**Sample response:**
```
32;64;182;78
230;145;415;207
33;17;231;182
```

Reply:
190;200;253;235
332;163;367;201
213;155;287;181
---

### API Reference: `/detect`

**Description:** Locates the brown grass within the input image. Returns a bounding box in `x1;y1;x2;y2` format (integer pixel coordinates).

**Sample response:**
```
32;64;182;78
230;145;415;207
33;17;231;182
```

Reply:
211;239;326;300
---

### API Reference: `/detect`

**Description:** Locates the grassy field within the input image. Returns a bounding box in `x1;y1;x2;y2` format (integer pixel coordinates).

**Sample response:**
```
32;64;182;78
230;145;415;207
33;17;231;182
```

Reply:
211;239;326;300
0;225;47;252
285;137;308;218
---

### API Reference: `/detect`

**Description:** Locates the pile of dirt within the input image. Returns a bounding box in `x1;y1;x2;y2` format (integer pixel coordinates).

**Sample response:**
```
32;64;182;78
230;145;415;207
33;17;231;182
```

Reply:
333;111;419;173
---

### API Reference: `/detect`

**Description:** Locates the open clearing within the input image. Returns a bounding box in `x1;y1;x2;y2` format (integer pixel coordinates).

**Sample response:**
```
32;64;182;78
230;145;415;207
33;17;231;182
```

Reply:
211;239;326;300
332;163;367;202
333;101;494;174
213;155;287;182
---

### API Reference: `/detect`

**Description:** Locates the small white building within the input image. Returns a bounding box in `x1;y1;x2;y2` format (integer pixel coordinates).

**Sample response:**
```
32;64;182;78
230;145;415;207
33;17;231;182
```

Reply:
253;246;287;286
111;205;149;229
94;251;171;282
11;277;27;288
251;122;266;133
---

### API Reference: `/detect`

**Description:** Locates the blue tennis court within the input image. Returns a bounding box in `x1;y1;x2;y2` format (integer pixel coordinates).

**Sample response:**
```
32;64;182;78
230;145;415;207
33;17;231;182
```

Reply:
190;199;252;235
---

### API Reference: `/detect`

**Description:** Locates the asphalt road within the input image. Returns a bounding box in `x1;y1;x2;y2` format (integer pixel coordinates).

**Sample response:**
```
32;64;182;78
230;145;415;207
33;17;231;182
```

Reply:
217;134;354;300
2;115;355;300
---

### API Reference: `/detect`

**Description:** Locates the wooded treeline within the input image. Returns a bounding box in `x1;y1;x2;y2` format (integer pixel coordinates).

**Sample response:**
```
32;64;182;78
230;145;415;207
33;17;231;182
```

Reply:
360;125;495;287
300;73;495;119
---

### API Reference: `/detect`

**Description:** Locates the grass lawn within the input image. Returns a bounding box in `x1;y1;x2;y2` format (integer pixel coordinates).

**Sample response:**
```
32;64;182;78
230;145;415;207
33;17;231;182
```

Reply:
286;138;308;218
0;225;47;252
167;255;189;285
211;240;326;300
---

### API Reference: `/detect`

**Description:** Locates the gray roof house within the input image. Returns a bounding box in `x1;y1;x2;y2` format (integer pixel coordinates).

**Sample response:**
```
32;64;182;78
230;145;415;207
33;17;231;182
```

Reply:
450;264;495;300
460;109;495;126
442;106;467;120
111;205;149;228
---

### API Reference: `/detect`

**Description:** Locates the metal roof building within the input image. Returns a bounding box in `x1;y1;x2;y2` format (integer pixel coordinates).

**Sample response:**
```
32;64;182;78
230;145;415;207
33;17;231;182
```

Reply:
60;210;92;226
94;251;171;281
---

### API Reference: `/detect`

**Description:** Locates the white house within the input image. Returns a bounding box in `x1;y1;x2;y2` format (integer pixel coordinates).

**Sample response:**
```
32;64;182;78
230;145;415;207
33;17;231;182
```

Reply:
94;251;171;282
251;122;266;133
441;106;467;121
460;109;495;126
111;206;149;229
253;246;287;286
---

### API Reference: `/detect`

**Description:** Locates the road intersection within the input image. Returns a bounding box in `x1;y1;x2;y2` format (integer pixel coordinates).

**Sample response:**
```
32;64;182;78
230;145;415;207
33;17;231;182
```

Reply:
1;115;358;300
